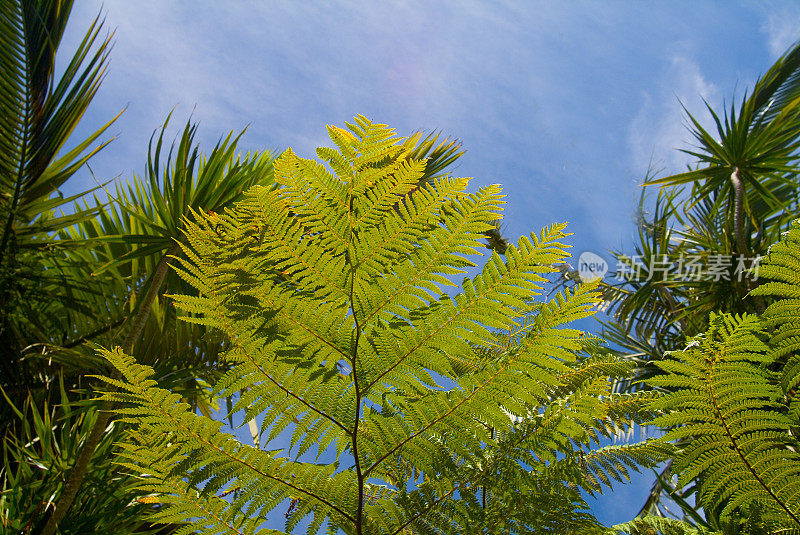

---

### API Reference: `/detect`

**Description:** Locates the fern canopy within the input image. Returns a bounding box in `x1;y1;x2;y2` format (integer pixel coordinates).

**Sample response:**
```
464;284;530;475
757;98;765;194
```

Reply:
99;117;661;534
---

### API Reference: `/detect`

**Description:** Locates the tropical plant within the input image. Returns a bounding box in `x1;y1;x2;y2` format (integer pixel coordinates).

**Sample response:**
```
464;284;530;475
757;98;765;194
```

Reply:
0;4;281;526
32;112;478;535
0;8;479;529
28;117;277;535
605;37;800;371
599;39;800;519
94;117;668;534
646;39;800;256
1;375;178;534
613;220;800;534
3;119;471;534
0;0;119;379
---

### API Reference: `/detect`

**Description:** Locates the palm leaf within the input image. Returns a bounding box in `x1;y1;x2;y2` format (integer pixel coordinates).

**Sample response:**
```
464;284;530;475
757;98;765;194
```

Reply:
0;0;119;359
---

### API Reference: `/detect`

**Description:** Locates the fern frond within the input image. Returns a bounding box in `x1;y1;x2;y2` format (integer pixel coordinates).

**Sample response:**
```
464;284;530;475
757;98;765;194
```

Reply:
611;516;720;535
101;118;658;534
98;347;358;531
649;312;800;530
752;220;800;361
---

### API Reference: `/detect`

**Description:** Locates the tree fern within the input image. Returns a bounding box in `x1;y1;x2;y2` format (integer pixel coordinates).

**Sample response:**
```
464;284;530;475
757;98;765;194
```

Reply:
648;312;800;530
633;221;800;532
751;218;800;487
98;117;663;534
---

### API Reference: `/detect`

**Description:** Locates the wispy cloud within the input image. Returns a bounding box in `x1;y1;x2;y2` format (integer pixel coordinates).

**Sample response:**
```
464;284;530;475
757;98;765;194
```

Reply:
628;55;720;177
761;5;800;58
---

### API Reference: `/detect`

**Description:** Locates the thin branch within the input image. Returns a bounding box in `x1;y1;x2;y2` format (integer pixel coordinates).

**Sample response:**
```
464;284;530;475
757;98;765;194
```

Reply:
62;316;125;348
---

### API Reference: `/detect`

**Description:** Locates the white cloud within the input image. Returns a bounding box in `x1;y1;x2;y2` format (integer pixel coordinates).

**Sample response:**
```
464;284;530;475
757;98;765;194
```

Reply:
628;55;720;177
761;7;800;58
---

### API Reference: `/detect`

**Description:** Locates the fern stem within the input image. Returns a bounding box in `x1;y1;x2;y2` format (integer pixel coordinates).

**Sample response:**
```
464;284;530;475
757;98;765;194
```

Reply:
345;165;365;534
36;245;178;535
349;266;365;535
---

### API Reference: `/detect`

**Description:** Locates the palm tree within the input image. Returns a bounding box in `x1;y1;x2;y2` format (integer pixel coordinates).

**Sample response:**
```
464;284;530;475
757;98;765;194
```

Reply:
30;115;278;535
0;2;273;530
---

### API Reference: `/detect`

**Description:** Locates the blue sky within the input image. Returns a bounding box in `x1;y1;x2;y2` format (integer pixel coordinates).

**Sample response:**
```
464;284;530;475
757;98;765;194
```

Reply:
60;0;800;529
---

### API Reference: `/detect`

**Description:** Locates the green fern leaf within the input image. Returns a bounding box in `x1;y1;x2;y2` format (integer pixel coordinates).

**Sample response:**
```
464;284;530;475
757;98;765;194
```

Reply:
99;118;656;534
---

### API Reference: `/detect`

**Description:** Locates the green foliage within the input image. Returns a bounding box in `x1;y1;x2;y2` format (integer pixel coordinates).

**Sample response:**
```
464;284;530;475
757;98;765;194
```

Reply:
611;516;721;535
454;355;671;534
18;117;279;534
97;115;277;275
751;219;800;364
603;39;800;375
0;0;119;367
0;0;122;382
98;117;664;534
649;313;800;528
0;377;175;534
752;219;800;457
629;220;800;533
46;116;276;382
0;7;469;530
599;40;800;518
0;6;278;523
644;40;800;221
612;512;779;535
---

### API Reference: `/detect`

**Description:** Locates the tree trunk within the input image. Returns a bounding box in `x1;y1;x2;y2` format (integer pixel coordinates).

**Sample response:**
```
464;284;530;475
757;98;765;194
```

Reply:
730;167;747;255
730;168;766;314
